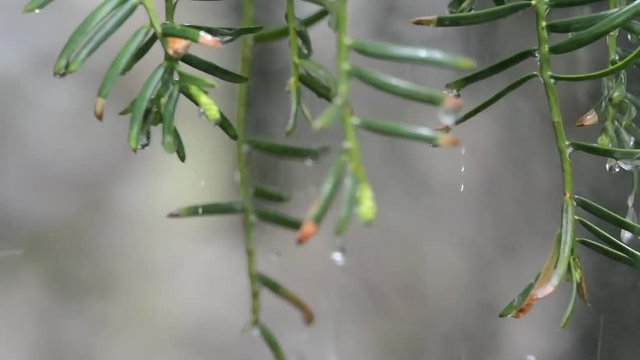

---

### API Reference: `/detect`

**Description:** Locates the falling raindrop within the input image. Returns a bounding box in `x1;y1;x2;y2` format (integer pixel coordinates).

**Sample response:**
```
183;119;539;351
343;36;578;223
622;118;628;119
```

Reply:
460;146;466;192
330;249;346;266
269;249;282;262
330;237;347;266
606;158;620;173
0;249;24;258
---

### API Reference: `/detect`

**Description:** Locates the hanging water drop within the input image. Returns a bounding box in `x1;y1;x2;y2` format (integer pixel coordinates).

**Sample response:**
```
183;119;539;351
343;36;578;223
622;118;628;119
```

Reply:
566;145;574;158
198;108;207;120
250;326;260;338
618;160;639;171
621;192;637;244
304;158;315;167
137;131;151;150
34;8;40;13
606;158;620;173
438;107;458;127
525;355;537;360
197;207;203;215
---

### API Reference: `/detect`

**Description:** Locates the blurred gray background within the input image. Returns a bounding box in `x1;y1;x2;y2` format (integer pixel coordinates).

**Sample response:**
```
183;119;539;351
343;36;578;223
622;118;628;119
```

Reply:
2;0;640;359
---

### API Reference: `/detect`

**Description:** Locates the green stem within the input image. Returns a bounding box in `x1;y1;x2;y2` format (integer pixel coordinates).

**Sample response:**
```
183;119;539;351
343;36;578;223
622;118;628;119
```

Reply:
607;0;620;66
532;0;575;297
286;0;300;134
286;0;299;79
165;0;175;22
140;0;163;35
237;0;260;325
605;0;620;126
336;0;372;214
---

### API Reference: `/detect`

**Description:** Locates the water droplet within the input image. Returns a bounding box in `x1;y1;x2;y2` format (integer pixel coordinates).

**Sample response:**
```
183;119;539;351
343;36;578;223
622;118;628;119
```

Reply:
269;250;282;262
198;108;207;120
304;158;315;167
197;207;203;215
289;351;306;360
618;160;639;171
459;146;466;192
444;89;460;98
566;145;574;158
330;237;347;266
250;326;260;337
330;249;346;266
606;158;620;173
525;355;537;360
137;131;151;150
621;228;634;244
550;78;558;86
34;8;40;14
438;107;459;127
622;193;637;244
54;72;66;78
173;72;180;81
242;143;251;154
0;249;24;258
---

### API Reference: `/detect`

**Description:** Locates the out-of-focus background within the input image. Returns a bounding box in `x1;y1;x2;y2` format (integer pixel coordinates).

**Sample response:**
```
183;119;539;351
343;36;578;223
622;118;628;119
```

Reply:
3;0;640;359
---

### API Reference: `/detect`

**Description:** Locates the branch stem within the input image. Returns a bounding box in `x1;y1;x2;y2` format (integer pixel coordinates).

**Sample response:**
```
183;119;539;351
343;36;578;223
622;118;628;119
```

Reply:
532;0;575;298
237;0;260;325
336;0;372;215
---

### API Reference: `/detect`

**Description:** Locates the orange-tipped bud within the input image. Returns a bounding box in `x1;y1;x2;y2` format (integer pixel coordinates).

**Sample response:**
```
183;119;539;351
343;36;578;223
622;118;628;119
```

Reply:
167;37;192;58
576;109;598;127
437;133;460;147
94;97;106;121
511;297;537;319
442;95;464;111
198;31;223;48
436;125;451;133
297;220;318;245
411;16;437;26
